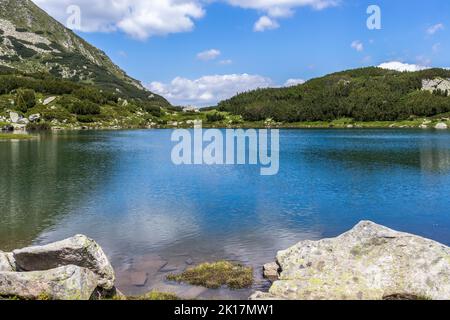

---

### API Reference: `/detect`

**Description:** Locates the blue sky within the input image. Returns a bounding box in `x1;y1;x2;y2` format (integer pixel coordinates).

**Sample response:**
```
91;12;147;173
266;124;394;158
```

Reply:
34;0;450;106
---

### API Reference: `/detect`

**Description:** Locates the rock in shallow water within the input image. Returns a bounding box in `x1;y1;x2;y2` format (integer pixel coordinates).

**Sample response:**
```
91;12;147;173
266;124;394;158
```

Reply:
13;235;115;290
0;265;98;300
251;221;450;300
263;262;280;282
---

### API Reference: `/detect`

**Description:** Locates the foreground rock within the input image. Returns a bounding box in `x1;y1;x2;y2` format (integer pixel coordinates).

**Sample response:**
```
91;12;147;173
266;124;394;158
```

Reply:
251;221;450;300
13;235;115;290
0;235;119;300
0;266;98;300
0;252;15;272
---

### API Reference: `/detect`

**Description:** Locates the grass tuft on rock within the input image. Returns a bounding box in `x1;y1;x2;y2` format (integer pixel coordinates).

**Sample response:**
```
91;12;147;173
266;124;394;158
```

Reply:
167;261;253;290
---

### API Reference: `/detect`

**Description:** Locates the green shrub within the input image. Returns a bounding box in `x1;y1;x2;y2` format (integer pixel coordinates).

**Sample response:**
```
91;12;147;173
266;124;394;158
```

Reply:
76;115;97;123
8;37;36;58
143;105;161;117
73;87;106;104
26;122;51;131
42;107;72;122
69;100;101;115
206;112;226;122
15;89;36;112
133;100;161;117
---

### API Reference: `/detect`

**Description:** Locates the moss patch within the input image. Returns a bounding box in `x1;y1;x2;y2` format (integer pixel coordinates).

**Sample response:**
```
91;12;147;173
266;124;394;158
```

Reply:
383;293;431;300
127;291;180;300
167;261;253;290
0;133;33;140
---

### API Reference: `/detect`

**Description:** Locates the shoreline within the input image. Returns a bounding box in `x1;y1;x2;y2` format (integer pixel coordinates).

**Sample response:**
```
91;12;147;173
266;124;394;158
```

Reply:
2;120;450;132
1;124;449;140
1;221;449;300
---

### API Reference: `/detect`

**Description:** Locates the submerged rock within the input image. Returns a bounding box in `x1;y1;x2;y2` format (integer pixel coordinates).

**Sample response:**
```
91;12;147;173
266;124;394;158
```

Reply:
13;235;115;290
251;221;450;300
0;265;98;300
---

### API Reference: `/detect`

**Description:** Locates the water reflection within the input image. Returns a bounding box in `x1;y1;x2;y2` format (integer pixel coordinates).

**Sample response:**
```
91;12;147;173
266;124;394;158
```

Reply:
419;141;450;172
0;132;117;250
300;130;450;173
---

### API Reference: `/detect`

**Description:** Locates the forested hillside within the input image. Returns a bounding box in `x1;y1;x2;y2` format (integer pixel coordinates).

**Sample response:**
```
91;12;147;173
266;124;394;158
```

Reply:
218;67;450;122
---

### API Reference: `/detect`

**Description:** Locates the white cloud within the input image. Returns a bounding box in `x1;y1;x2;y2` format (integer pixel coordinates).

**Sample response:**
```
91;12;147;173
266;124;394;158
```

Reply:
378;61;429;72
254;16;279;32
284;78;305;86
226;0;339;12
148;74;273;106
432;43;441;53
351;40;364;52
33;0;205;39
219;59;233;65
427;23;444;35
33;0;339;38
239;0;339;31
197;49;221;61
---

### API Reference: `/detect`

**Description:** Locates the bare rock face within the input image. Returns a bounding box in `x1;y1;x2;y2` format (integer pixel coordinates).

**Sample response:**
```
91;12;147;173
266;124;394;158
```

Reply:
0;265;98;300
0;251;15;272
13;235;115;290
251;221;450;300
422;78;450;94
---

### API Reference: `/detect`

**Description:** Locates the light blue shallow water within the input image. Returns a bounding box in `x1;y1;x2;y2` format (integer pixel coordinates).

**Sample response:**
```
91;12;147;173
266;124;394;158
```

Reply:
1;129;450;296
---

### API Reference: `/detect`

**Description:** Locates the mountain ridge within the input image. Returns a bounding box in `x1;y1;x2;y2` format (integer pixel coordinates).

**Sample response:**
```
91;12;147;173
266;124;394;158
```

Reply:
0;0;168;103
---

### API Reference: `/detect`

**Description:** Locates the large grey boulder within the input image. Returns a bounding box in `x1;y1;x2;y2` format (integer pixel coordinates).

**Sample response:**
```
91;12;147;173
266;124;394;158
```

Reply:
13;235;115;290
251;221;450;300
28;114;41;122
0;265;98;300
43;96;56;105
9;112;19;123
0;252;15;272
435;122;448;130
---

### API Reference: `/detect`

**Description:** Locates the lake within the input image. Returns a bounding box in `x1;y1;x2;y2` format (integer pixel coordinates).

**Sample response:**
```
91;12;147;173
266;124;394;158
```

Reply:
1;129;450;299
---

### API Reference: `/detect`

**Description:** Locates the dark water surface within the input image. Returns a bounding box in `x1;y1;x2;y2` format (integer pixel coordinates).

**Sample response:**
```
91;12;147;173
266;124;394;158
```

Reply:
1;129;450;298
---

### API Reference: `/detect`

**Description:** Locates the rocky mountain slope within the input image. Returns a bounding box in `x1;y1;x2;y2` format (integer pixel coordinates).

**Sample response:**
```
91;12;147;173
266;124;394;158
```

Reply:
0;0;166;101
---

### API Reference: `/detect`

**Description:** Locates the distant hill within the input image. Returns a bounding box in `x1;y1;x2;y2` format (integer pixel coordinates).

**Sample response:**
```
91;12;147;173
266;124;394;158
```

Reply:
0;0;168;104
218;67;450;122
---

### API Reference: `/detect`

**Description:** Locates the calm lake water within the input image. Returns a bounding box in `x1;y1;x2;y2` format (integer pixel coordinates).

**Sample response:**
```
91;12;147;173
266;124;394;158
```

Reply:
1;129;450;299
